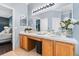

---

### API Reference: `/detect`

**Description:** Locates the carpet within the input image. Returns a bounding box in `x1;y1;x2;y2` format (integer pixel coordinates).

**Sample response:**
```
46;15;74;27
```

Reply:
0;41;12;55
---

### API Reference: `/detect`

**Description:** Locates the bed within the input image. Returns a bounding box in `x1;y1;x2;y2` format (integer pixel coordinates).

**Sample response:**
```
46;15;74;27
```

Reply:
0;30;12;43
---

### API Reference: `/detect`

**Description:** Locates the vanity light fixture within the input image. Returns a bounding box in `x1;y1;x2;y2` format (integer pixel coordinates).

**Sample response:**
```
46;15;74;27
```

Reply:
33;3;55;13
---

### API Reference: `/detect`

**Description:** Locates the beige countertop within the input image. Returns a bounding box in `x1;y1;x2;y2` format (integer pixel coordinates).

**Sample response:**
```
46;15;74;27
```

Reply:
20;32;78;45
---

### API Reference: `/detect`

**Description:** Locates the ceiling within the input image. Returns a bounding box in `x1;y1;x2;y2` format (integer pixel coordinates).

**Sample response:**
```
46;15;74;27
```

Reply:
0;3;28;18
0;3;72;18
0;5;12;18
4;3;28;15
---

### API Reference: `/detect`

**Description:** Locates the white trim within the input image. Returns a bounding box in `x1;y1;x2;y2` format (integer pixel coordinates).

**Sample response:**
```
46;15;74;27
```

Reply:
0;3;15;50
27;4;29;26
72;3;73;20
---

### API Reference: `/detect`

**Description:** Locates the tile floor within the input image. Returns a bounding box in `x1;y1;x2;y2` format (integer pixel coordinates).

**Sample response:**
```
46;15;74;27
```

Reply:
1;48;41;56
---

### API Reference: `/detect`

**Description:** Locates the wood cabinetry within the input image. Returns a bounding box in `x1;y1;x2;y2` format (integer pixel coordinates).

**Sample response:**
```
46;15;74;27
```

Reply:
42;39;54;56
20;35;35;51
20;35;28;50
42;39;75;56
55;41;75;56
20;34;75;56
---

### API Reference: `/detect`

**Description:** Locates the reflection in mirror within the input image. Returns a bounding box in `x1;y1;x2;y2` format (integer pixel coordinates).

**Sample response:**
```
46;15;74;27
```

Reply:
28;3;73;33
40;18;48;31
36;19;40;31
52;18;61;32
51;4;72;33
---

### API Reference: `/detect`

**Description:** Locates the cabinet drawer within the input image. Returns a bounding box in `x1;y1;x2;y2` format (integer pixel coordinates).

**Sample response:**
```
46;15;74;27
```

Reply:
28;36;42;42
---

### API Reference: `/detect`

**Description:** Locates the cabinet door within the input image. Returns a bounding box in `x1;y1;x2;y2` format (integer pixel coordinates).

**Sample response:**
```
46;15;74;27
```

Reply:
20;35;28;50
55;41;75;56
42;39;54;56
22;35;28;50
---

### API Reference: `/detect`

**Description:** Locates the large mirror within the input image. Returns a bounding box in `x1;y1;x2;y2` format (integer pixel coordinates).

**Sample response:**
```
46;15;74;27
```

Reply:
28;3;73;32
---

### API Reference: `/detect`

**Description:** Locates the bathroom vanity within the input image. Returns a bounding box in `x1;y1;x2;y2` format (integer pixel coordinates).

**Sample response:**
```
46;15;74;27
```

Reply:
19;32;77;56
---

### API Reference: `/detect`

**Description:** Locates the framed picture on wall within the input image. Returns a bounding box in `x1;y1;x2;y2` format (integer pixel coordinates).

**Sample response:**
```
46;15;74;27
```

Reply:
20;16;27;26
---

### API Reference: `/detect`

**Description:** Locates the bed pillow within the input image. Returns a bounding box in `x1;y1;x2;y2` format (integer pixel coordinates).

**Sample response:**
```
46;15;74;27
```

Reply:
4;26;10;34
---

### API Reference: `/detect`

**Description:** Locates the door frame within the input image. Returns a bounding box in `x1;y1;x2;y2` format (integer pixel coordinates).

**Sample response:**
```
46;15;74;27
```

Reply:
0;3;15;50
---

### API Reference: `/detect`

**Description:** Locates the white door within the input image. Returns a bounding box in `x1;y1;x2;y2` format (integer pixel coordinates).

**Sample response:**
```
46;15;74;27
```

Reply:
52;18;61;31
40;18;48;31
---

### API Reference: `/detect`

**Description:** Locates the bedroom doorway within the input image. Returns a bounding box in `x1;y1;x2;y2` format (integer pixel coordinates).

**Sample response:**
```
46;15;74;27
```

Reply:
0;4;13;55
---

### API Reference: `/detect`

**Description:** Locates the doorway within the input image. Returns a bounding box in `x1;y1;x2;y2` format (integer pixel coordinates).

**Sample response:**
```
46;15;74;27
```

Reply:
0;4;13;55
